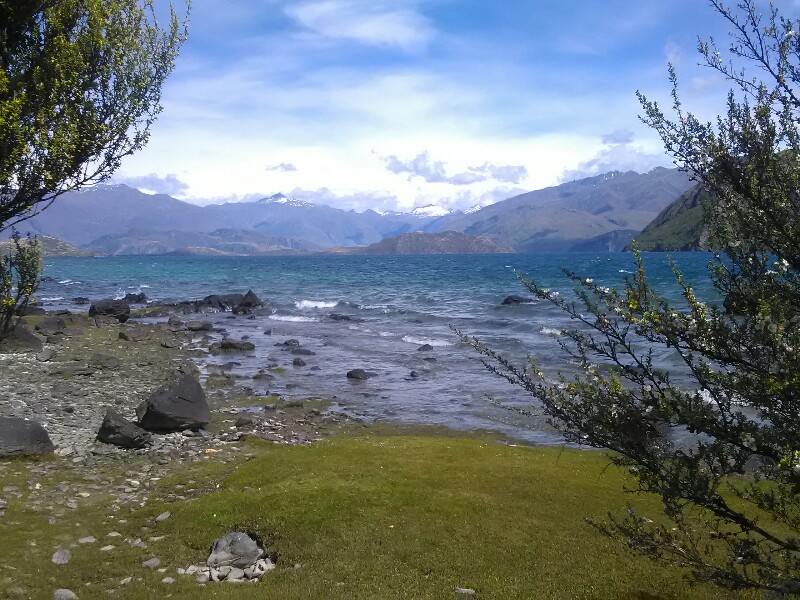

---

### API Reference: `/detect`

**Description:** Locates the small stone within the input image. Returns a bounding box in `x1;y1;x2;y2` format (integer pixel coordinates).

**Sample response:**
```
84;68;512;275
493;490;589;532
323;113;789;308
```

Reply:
196;574;210;584
235;416;254;428
227;567;245;581
119;577;132;585
77;536;96;544
217;566;232;579
455;588;476;595
100;545;115;552
185;565;200;575
142;557;161;569
36;348;56;362
155;511;171;522
161;577;175;584
51;549;70;565
53;590;79;600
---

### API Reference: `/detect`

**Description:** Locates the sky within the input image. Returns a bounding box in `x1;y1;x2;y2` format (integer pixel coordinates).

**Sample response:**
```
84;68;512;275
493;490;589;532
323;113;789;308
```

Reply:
111;0;746;211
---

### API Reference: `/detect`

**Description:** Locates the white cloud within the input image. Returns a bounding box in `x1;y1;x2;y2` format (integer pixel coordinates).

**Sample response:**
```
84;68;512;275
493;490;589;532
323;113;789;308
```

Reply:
110;173;189;196
559;131;668;182
285;0;435;53
381;152;528;186
266;162;298;172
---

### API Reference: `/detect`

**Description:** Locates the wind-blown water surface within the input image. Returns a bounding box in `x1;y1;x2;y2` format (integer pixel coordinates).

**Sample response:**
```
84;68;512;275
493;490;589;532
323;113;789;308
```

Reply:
39;252;717;444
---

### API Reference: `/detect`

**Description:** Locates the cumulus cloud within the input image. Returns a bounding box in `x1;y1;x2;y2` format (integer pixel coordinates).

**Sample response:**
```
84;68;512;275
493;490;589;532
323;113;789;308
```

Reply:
285;1;434;53
111;173;189;196
382;151;528;186
265;162;298;172
559;131;668;183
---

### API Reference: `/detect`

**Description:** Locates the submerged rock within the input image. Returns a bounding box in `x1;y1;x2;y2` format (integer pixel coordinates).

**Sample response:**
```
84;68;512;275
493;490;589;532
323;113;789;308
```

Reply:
346;369;373;380
501;294;534;305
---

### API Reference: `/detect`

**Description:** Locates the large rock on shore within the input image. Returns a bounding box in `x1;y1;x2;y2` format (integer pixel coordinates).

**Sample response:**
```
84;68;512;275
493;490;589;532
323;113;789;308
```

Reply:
233;290;263;315
199;294;245;311
0;417;55;457
136;374;209;432
0;324;43;353
97;408;152;449
88;300;130;323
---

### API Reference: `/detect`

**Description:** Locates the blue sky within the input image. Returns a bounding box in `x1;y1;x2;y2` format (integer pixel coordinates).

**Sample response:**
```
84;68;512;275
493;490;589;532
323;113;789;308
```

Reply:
113;0;744;211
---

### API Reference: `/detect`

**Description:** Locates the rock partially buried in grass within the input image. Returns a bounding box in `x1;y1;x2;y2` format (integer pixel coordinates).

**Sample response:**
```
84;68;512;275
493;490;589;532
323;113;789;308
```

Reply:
53;590;79;600
0;417;55;457
136;374;209;433
207;532;261;569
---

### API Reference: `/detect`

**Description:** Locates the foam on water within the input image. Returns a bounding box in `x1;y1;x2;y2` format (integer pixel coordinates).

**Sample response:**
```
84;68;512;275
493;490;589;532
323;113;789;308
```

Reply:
401;335;454;347
540;327;563;337
268;315;319;323
295;300;338;309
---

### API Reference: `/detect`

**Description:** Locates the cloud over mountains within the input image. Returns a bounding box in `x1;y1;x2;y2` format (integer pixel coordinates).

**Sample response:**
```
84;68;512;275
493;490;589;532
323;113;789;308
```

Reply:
381;151;528;186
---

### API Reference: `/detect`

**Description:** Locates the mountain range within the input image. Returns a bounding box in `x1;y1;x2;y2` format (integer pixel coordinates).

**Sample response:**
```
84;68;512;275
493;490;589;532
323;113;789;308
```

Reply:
10;167;695;255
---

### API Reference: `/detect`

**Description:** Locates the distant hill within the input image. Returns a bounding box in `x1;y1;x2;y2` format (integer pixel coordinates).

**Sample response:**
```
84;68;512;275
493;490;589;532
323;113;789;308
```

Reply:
570;229;639;252
337;231;513;255
432;168;695;251
0;235;90;257
628;185;711;251
86;228;319;256
7;167;696;253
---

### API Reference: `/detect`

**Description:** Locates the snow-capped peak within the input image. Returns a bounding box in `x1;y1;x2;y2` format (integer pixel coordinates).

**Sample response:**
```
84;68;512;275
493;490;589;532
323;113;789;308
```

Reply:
257;193;313;207
411;204;452;217
464;204;483;214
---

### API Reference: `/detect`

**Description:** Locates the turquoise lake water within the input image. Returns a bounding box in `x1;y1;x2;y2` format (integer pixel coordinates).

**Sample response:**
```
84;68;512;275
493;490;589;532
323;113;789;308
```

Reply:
38;252;718;443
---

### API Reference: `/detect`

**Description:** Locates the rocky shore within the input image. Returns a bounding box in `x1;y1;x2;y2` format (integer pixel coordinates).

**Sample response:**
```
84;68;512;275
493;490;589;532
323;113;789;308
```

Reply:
0;293;355;598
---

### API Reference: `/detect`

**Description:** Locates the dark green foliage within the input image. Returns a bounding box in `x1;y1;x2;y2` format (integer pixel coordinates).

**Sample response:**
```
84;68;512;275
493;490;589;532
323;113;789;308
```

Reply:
0;0;187;231
465;1;800;594
0;230;40;337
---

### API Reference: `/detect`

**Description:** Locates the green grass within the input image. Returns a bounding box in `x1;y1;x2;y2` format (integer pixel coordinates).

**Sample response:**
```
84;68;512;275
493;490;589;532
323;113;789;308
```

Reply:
0;430;758;599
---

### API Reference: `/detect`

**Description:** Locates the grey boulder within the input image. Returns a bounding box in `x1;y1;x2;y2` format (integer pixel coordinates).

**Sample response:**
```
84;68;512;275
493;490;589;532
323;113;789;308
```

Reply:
97;408;152;449
0;324;43;353
88;299;130;323
136;374;209;432
207;532;261;569
0;417;55;457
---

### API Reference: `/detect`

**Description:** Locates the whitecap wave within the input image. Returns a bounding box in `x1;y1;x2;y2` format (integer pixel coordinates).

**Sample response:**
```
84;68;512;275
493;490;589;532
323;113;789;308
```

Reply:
379;331;395;337
40;296;65;301
402;335;454;347
295;300;338;309
268;315;319;323
540;327;563;337
58;279;81;285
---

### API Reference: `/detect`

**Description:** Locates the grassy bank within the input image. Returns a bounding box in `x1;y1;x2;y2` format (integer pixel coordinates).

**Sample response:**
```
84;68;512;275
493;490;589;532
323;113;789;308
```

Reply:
0;427;757;599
